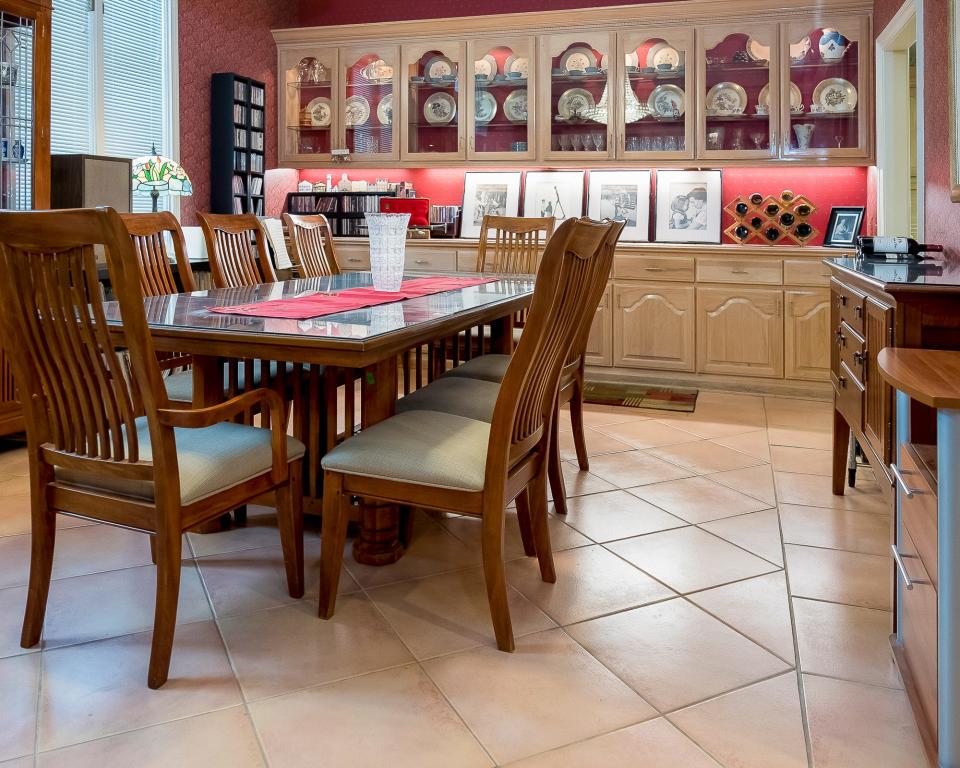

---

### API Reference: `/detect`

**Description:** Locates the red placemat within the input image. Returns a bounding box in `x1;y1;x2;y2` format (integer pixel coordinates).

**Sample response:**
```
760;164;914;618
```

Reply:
209;276;500;320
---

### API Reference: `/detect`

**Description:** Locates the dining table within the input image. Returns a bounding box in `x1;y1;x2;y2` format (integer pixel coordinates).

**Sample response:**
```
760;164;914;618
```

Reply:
103;270;535;566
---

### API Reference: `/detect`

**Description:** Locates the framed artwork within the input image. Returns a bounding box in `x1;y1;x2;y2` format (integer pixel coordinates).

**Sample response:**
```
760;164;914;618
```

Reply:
654;169;722;244
587;170;651;242
460;171;522;239
522;171;585;224
952;0;960;201
823;206;864;247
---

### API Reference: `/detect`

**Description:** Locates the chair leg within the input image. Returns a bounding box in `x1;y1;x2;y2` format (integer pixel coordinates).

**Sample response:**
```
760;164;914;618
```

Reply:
547;411;569;516
148;526;182;689
319;472;349;619
149;535;159;565
233;505;248;526
20;478;56;649
276;461;305;599
528;471;556;583
570;375;590;472
513;488;537;557
481;506;515;652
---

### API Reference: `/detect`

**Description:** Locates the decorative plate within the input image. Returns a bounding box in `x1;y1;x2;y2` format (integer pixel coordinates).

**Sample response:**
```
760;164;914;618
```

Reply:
557;87;596;119
304;97;332;127
758;82;802;111
646;42;680;70
746;38;770;63
423;91;457;124
818;28;848;61
705;81;748;115
475;54;498;82
790;35;812;63
376;93;393;125
503;89;528;122
812;77;857;113
504;54;529;78
424;55;455;80
560;47;597;73
344;95;370;127
360;59;393;83
475;91;497;124
647;84;685;117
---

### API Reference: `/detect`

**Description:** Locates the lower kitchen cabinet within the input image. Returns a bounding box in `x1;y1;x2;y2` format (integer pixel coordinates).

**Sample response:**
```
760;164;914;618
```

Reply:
697;286;783;378
784;289;831;381
584;285;613;367
614;282;695;371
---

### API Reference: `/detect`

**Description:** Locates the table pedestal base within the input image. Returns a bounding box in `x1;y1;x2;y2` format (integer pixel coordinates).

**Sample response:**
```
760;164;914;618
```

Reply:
353;501;404;565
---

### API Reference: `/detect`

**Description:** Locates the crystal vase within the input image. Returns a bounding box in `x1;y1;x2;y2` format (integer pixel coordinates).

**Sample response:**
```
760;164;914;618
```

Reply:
365;212;409;292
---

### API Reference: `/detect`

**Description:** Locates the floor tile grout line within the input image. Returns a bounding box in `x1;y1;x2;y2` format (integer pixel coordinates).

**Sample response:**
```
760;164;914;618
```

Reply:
797;668;906;694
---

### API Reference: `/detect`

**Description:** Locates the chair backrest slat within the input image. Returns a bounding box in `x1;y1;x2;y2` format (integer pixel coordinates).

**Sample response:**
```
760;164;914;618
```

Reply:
120;211;197;296
282;213;341;278
476;215;555;274
198;212;276;288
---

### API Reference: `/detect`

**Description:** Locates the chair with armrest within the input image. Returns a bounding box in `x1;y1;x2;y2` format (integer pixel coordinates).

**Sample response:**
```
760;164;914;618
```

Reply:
0;207;305;688
318;217;619;651
282;213;341;278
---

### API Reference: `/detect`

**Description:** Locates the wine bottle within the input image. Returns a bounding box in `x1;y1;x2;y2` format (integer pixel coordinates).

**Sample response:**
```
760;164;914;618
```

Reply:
856;236;944;256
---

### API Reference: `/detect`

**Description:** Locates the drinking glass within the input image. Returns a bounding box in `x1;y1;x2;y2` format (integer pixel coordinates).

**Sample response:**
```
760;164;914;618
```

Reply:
571;134;582;151
591;133;604;151
365;212;409;292
559;134;571;151
664;135;677;151
652;135;664;152
640;135;652;151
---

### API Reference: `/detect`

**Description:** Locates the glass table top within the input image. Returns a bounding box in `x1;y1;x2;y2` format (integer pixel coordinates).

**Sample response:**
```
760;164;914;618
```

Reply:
104;272;535;342
825;257;960;287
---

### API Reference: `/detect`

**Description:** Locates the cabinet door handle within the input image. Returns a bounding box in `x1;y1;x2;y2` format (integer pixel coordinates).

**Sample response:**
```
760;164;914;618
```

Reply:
853;351;864;365
890;463;920;499
840;294;848;306
837;375;847;388
854;305;862;317
891;545;914;591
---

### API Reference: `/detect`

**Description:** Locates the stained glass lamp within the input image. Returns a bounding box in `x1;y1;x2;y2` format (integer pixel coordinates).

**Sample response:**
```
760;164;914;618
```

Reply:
131;145;193;212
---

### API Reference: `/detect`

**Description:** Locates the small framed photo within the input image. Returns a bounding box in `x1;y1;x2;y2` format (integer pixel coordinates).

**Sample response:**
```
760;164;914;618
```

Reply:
460;171;522;239
824;206;864;247
587;170;651;242
654;169;723;244
522;170;585;224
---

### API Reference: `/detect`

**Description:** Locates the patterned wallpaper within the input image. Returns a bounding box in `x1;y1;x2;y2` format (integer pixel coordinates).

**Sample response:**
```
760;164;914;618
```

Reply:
178;0;293;224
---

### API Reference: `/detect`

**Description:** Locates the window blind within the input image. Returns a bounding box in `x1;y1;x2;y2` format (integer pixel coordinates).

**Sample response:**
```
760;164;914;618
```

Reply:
50;0;94;155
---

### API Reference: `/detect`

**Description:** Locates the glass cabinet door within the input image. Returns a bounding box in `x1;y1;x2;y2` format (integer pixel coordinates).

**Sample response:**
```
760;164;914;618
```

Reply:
539;32;616;160
697;25;778;159
781;17;869;158
280;46;339;163
400;41;466;161
466;37;535;161
340;46;400;161
618;28;693;159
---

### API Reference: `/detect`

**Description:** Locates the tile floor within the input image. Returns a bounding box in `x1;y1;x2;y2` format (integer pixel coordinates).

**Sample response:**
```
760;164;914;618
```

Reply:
0;391;930;767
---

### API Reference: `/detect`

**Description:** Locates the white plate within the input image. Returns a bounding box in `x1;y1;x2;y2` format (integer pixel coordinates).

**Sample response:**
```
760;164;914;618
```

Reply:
475;91;497;124
424;55;455;80
474;54;497;81
360;58;393;82
423;91;457;124
560;47;597;73
503;89;528;122
304;97;332;127
344;95;370;127
758;82;802;111
790;35;812;63
812;77;857;113
377;93;393;125
746;38;770;63
504;54;529;78
557;88;596;119
647;84;685;117
705;81;748;115
646;42;680;69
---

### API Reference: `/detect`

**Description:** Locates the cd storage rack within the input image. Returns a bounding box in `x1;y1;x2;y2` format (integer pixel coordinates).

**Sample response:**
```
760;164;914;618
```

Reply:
284;191;397;236
211;73;266;215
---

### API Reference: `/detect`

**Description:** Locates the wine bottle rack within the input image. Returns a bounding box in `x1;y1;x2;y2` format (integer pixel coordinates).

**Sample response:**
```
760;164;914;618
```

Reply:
724;190;818;245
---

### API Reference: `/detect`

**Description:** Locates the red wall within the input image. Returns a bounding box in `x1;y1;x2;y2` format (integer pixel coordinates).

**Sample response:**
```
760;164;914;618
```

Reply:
178;0;291;224
299;0;671;26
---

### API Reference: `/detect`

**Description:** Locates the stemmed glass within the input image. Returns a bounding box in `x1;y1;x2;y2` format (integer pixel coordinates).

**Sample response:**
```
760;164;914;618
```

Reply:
571;134;582;151
835;135;843;149
591;133;604;151
750;132;765;150
559;134;571;152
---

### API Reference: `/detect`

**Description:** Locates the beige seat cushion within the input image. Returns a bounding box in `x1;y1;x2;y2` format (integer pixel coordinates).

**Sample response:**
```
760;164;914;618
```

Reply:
57;417;305;505
396;377;499;423
164;361;316;404
442;354;510;384
321;410;490;491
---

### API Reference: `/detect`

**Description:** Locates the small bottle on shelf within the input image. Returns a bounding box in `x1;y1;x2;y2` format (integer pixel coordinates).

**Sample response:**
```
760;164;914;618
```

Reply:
857;236;944;258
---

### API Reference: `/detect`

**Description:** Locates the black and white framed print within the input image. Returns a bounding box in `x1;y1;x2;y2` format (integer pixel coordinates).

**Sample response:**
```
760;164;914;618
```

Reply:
654;169;722;244
522;170;585;224
824;206;864;247
460;171;522;239
587;170;651;241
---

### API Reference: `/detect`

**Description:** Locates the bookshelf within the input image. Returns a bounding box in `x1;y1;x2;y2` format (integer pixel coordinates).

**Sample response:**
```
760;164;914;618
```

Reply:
284;191;396;236
211;73;266;215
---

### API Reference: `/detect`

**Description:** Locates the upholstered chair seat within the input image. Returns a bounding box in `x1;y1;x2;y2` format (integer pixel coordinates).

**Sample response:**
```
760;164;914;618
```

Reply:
395;377;500;423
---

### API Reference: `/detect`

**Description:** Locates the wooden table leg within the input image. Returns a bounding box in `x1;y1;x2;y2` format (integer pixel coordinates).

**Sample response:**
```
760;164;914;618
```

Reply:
352;357;404;566
187;356;231;532
490;313;515;355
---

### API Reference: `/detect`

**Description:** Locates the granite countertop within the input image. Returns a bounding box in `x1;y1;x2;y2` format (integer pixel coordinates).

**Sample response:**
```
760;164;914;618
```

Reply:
824;256;960;289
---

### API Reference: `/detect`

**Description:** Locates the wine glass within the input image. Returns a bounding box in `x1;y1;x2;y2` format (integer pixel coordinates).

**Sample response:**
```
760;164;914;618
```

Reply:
835;135;843;149
591;133;604;151
571;134;582;151
559;134;571;152
750;132;765;150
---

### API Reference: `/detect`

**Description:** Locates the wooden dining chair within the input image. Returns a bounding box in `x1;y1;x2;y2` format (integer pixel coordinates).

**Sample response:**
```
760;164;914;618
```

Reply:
282;213;341;278
475;214;556;273
318;217;618;651
0;207;306;689
197;212;277;288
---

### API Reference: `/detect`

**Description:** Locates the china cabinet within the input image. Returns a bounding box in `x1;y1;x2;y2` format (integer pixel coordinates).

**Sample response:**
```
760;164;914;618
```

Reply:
280;45;338;163
467;36;536;161
618;28;694;160
341;45;400;161
400;40;466;161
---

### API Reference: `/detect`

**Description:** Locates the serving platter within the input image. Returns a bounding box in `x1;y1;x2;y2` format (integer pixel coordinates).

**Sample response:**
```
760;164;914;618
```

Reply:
303;96;332;127
812;77;857;113
557;87;595;119
344;95;370;127
423;91;457;123
503;89;528;122
705;81;747;115
647;84;685;117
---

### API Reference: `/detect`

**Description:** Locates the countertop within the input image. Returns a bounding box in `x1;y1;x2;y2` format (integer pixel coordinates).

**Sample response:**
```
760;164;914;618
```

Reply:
824;255;960;290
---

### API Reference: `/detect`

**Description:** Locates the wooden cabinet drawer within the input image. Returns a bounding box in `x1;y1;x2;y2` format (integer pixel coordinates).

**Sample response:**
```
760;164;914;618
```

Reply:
337;247;371;271
832;278;865;335
404;248;458;273
615;255;695;282
833;361;864;431
838;321;866;387
898;444;938;590
784;259;832;287
896;525;938;742
697;258;782;285
457;249;481;272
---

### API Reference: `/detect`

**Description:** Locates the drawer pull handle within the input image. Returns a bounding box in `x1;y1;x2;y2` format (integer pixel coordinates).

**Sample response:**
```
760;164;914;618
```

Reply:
853;351;864;365
837;375;847;388
644;266;663;272
348;258;362;263
414;259;429;264
731;268;749;274
891;545;914;591
890;463;920;499
854;305;862;317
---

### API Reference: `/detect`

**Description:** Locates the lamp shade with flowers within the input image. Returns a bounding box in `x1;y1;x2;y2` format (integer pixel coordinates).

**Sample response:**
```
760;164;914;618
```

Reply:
131;146;193;212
